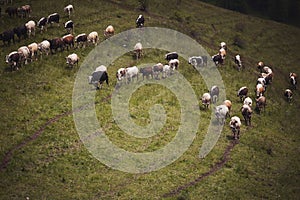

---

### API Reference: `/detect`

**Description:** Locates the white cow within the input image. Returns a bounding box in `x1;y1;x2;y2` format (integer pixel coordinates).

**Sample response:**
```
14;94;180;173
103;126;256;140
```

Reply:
66;53;79;68
243;97;253;107
215;104;229;124
25;20;36;37
18;46;30;65
104;25;114;37
27;42;38;61
38;40;51;58
134;42;143;59
201;93;211;109
87;31;99;46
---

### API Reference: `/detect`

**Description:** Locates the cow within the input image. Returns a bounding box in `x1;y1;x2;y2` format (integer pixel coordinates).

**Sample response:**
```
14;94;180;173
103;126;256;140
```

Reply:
289;73;297;90
215;104;229;124
38;40;50;58
152;63;164;79
5;7;17;17
229;116;241;140
104;25;114;37
6;51;20;70
234;54;242;71
136;14;144;28
17;5;31;18
162;64;172;78
64;4;73;18
27;42;38;61
116;67;126;82
87;31;99;46
47;13;60;26
210;85;219;104
48;37;65;53
169;59;179;70
25;20;35;37
212;54;223;66
284;89;293;102
220;42;227;50
263;66;272;74
0;29;15;45
165;52;178;61
62;34;74;50
256;96;266;113
223;100;232;115
18;46;30;65
64;20;74;34
257;61;264;72
241;104;252;126
257;77;266;90
134;42;143;59
37;17;47;33
201;93;211;109
75;33;87;48
256;83;265;98
88;65;109;89
140;66;153;80
13;25;27;41
219;48;226;59
116;66;138;83
66;53;79;68
243;97;252;107
237;86;248;102
260;72;273;85
188;56;207;68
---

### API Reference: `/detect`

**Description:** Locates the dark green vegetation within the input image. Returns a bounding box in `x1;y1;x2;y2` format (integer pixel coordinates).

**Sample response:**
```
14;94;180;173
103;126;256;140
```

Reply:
0;0;299;199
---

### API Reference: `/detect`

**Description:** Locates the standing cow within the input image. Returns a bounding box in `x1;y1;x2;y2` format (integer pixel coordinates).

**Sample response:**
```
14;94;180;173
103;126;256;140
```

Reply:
25;20;35;37
284;89;293;102
201;93;211;109
241;104;252;126
0;29;15;45
87;31;99;46
75;33;87;48
18;46;30;65
6;51;20;70
210;85;219;104
134;42;143;59
64;4;74;18
64;20;74;34
237;86;248;102
47;13;60;26
289;73;297;90
229;116;241;140
88;65;109;89
38;40;50;58
136;14;145;28
62;34;74;50
104;25;114;38
234;54;242;71
66;53;79;68
37;17;47;33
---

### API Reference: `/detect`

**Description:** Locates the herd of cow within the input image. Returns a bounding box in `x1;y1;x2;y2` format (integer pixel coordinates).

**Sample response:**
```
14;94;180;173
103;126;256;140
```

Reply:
1;2;297;141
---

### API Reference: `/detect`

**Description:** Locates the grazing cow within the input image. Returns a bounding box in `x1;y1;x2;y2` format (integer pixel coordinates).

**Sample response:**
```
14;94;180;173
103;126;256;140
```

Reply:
5;7;17;17
243;97;252;107
210;85;219;104
18;46;30;65
104;25;114;37
13;25;27;41
88;65;109;89
116;67;126;82
116;66;138;83
152;63;164;79
220;41;227;50
284;89;293;102
64;4;73;18
25;20;35;37
66;53;79;68
169;59;179;70
0;29;15;45
27;42;38;61
140;66;153;80
241;104;252;126
215;104;229;124
75;33;87;48
256;96;266;113
289;73;297;89
47;13;60;26
188;56;207;68
237;86;248;102
64;20;74;34
212;54;223;66
201;93;211;109
6;51;20;70
48;37;65;53
256;83;265;98
229;116;241;140
234;54;242;71
257;77;266;89
136;14;144;28
134;42;143;59
17;5;31;18
223;100;232;115
165;52;178;61
62;34;74;50
257;61;264;72
87;31;99;46
162;64;172;78
37;17;47;32
38;40;50;57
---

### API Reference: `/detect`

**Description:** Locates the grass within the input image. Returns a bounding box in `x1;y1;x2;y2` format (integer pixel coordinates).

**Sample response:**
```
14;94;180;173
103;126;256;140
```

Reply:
0;0;299;199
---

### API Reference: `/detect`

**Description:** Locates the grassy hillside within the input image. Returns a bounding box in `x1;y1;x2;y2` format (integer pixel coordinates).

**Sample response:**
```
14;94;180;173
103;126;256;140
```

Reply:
0;0;299;199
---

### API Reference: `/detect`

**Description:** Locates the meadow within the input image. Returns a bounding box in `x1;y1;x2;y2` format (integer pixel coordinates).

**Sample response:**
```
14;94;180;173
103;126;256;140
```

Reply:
0;0;299;199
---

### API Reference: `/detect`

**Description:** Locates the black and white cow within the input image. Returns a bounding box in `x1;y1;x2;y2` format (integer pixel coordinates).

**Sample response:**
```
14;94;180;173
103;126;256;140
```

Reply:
284;89;293;102
237;86;248;102
234;54;242;71
13;25;27;41
188;56;207;68
136;14;144;28
0;29;15;45
289;73;297;90
75;33;87;48
64;4;74;18
37;17;47;32
212;54;223;66
88;65;109;89
165;52;178;61
64;20;74;34
6;51;20;70
47;13;60;26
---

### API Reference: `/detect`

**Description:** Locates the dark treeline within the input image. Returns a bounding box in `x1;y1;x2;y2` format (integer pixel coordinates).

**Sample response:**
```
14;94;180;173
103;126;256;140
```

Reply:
199;0;300;27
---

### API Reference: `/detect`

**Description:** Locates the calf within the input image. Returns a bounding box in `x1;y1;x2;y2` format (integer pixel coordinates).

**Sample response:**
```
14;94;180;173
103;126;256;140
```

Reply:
64;4;74;18
64;20;74;34
37;17;47;33
284;89;293;102
234;54;242;71
18;46;30;65
140;66;153;80
237;86;248;102
13;25;27;41
210;85;219;104
27;42;38;61
289;73;297;90
215;104;229;124
66;53;79;68
25;20;35;37
87;31;99;46
165;52;178;61
0;29;15;45
229;116;241;140
188;56;207;68
89;65;109;89
201;93;211;109
62;34;74;50
134;42;143;59
241;104;252;126
75;33;87;48
38;40;50;58
104;25;114;37
47;13;60;26
6;51;20;70
136;14;144;28
256;96;266;113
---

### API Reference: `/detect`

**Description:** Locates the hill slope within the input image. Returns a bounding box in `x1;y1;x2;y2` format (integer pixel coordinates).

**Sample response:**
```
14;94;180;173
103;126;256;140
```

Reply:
0;0;299;199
